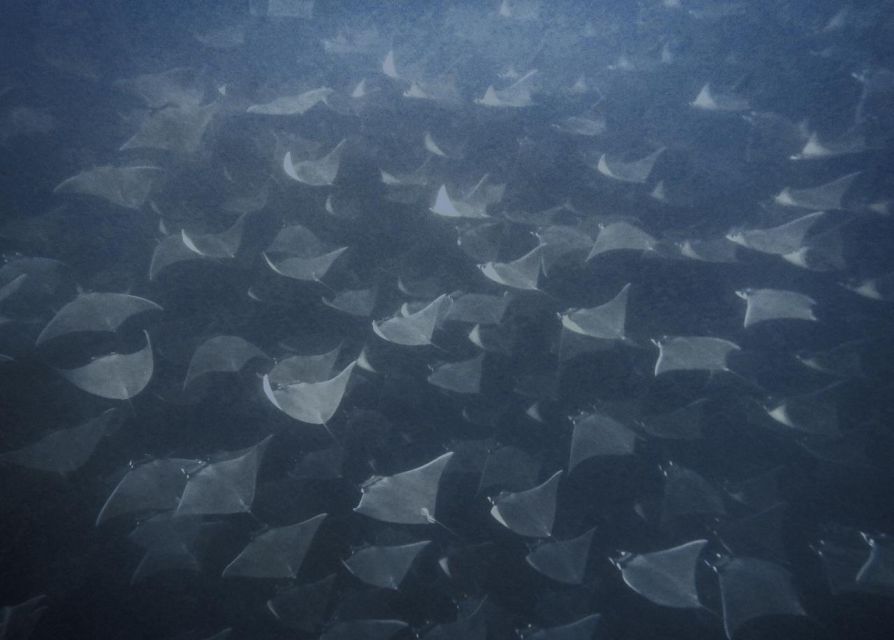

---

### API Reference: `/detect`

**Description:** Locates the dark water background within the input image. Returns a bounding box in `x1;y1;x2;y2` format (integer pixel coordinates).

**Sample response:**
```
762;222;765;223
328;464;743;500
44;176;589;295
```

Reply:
2;1;894;639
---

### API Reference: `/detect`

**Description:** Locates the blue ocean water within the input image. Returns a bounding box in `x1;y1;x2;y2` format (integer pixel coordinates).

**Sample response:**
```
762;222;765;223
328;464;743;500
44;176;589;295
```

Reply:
1;1;894;639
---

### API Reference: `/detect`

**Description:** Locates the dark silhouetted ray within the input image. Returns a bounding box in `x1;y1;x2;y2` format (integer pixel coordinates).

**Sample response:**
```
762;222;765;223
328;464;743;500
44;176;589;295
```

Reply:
195;22;245;49
355;452;453;525
149;234;209;280
115;67;203;108
587;222;656;259
0;273;27;306
536;225;593;275
0;595;47;640
557;325;614;363
813;538;876;596
615;539;707;608
343;540;430;589
320;619;408;640
97;458;202;525
54;165;162;209
842;272;894;301
791;132;868;161
764;386;841;437
430;185;490;219
289;445;345;480
716;557;806;639
737;288;817;327
677;238;739;263
726;467;782;511
476;69;537;108
478;445;541;494
498;1;541;21
459;175;505;214
263;361;355;425
222;183;269;215
247;88;332;115
0;257;67;310
716;502;788;560
266;223;324;255
0;409;118;475
796;340;866;378
781;226;846;272
691;83;749;111
422;597;486;640
128;513;201;584
428;354;484;394
323;287;377;317
121;103;217;155
561;283;630;341
653;336;740;376
267;574;335;633
490;470;562;538
373;294;450;346
457;222;503;263
37;292;161;345
381;48;398;76
661;462;726;525
856;535;894;592
468;323;512;353
479;246;542;290
175;436;271;516
182;212;250;259
223;513;326;578
727;211;826;256
640;399;706;440
184;335;268;389
569;410;636;472
596;148;664;183
57;331;154;400
774;172;859;210
553;114;606;136
526;527;595;584
264;247;347;283
268;346;341;385
527;614;602;640
446;292;510;325
283;139;346;186
251;0;315;19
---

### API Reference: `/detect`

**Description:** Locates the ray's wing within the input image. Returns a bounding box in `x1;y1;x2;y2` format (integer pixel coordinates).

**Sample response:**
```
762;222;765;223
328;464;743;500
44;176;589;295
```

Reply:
1;409;119;475
184;335;268;389
428;354;484;394
175;436;271;516
223;513;326;578
373;295;451;346
653;336;740;376
343;540;430;589
490;470;562;538
57;331;154;400
739;288;817;327
616;540;708;608
320;619;408;640
36;292;161;345
97;458;202;525
263;361;355;425
527;614;603;640
354;452;454;525
569;410;637;472
479;246;543;290
526;527;596;584
716;557;806;639
561;283;631;341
